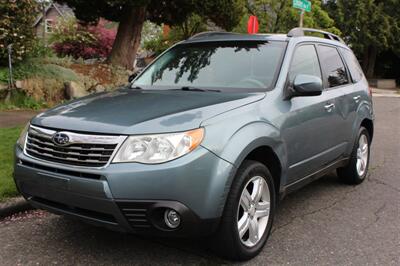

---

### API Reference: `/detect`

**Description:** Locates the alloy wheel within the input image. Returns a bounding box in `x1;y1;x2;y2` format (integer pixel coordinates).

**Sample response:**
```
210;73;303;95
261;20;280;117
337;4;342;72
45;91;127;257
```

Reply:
237;176;271;247
356;134;369;177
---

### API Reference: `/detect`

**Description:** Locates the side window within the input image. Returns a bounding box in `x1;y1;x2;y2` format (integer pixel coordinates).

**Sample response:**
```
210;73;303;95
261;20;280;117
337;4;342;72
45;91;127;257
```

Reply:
318;45;349;88
289;45;322;82
340;48;364;83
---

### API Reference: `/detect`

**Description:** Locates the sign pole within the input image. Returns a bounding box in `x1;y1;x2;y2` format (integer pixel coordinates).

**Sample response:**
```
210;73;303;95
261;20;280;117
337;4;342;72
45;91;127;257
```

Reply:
293;0;311;27
299;10;304;27
6;44;13;102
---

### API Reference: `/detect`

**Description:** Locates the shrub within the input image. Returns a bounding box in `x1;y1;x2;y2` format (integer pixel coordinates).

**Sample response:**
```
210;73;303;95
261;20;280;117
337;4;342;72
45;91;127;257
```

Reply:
0;89;47;110
0;58;78;84
29;39;55;58
0;0;39;65
143;35;171;56
51;17;116;59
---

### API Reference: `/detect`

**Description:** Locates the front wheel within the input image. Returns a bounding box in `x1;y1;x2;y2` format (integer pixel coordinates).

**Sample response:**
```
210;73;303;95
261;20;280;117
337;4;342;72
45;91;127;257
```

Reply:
212;160;276;260
337;127;371;184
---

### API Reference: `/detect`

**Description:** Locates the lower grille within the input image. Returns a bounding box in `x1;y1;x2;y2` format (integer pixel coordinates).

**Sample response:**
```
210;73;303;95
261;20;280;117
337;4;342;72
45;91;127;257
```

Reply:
117;202;152;228
25;125;124;168
32;197;117;224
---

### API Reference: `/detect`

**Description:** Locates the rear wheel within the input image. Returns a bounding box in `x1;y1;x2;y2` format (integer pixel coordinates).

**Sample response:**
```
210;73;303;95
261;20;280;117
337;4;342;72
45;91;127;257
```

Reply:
337;127;371;184
212;160;276;260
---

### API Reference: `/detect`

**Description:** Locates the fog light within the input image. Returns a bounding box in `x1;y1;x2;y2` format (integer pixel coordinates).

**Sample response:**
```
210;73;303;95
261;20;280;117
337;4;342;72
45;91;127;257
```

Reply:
164;209;181;229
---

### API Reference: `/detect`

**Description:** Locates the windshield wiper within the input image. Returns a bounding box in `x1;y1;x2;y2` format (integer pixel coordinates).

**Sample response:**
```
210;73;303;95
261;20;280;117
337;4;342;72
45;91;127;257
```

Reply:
179;86;221;92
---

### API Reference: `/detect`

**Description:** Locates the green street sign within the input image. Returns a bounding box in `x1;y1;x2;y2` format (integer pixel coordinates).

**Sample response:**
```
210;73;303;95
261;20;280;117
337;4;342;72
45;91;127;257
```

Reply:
293;0;311;12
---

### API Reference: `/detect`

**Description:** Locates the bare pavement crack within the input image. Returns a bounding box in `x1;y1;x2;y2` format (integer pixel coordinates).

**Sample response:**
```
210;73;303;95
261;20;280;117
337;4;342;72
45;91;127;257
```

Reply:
367;154;400;193
272;157;398;234
368;178;400;193
272;186;359;234
363;203;387;231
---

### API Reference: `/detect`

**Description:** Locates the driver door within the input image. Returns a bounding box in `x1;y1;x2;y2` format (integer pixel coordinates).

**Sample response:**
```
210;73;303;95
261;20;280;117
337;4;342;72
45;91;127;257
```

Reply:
281;44;341;183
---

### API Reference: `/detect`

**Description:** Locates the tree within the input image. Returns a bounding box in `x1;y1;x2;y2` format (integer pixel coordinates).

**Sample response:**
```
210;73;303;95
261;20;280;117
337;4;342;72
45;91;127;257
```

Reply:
324;0;399;78
56;0;245;70
234;0;339;34
0;0;39;65
143;14;209;55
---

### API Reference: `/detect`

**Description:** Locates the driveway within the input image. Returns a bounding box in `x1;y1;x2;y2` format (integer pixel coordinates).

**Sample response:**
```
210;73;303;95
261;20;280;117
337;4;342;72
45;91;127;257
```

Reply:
0;97;399;265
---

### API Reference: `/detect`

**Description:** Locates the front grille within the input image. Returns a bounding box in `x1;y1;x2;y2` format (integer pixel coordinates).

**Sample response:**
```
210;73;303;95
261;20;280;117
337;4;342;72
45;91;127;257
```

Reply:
25;125;124;168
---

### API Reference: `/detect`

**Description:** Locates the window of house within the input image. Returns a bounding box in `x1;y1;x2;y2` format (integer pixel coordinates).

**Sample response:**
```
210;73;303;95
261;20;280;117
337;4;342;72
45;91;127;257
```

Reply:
45;19;54;33
289;44;322;82
318;45;349;88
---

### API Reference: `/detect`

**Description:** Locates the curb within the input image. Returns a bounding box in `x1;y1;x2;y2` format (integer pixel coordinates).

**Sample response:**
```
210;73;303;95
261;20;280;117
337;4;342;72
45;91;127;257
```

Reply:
0;197;34;219
373;94;400;98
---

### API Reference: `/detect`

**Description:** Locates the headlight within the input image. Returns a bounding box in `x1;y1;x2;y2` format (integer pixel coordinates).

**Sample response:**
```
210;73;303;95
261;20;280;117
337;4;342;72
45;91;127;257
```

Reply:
113;128;204;164
17;122;30;149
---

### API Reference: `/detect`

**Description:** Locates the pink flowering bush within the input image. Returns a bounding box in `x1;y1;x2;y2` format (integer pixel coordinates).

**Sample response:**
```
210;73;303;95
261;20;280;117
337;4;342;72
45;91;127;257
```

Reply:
52;18;116;59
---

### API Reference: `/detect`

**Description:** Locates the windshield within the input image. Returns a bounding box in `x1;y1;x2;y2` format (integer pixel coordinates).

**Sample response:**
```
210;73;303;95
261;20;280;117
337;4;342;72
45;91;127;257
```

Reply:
133;41;287;92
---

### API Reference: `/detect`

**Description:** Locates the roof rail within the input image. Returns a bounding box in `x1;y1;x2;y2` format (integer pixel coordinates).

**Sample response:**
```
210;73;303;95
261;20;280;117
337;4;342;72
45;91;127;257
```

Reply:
287;28;345;44
189;31;239;40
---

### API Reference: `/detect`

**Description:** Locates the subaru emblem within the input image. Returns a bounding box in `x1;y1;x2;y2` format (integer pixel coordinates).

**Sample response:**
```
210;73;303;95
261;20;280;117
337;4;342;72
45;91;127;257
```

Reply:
52;132;70;146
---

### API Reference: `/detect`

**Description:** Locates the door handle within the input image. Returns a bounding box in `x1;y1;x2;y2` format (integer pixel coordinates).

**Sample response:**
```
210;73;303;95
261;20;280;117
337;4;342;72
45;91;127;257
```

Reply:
324;103;335;112
353;95;361;103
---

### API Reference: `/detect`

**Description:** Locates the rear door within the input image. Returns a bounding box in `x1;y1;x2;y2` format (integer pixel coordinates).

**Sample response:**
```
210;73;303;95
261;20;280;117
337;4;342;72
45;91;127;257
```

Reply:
338;47;370;150
316;45;353;154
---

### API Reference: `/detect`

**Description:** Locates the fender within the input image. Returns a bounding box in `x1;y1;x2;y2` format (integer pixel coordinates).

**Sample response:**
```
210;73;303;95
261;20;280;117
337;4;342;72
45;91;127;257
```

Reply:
202;118;288;189
347;99;374;154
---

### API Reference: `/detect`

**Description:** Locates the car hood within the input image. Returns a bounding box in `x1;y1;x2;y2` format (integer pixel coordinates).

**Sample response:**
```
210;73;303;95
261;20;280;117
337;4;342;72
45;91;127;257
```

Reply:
31;88;264;135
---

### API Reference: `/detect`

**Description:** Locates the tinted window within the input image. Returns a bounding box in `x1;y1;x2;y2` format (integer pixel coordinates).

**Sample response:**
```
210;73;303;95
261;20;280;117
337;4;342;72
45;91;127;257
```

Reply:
340;48;364;83
318;45;349;88
134;41;287;92
289;45;321;82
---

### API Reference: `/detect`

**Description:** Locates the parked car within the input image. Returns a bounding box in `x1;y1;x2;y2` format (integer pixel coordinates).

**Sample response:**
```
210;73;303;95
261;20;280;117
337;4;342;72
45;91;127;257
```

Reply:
14;28;373;260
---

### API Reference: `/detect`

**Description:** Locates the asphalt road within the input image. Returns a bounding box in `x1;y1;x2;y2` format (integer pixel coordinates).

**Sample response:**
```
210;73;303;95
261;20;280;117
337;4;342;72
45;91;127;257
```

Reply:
1;97;399;265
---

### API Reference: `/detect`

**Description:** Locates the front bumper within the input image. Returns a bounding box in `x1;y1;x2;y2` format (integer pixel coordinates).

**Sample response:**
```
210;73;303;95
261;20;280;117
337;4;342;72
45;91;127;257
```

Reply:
14;145;234;237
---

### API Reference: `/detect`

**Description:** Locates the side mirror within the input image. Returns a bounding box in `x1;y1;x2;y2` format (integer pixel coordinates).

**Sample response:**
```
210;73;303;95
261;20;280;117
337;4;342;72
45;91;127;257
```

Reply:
292;74;323;97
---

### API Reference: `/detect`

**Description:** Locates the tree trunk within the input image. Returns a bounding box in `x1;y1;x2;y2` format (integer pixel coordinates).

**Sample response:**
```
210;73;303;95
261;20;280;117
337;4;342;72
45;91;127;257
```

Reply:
362;46;370;74
362;45;377;79
366;46;377;78
107;6;147;70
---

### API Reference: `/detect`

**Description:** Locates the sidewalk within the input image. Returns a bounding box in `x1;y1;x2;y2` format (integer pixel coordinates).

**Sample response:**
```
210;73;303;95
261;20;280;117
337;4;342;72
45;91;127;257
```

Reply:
0;110;40;128
372;87;400;98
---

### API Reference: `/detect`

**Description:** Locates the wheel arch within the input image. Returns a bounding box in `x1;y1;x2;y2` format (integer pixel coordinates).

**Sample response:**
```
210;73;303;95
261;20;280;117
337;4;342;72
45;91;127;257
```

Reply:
220;134;287;207
361;118;374;141
243;146;282;198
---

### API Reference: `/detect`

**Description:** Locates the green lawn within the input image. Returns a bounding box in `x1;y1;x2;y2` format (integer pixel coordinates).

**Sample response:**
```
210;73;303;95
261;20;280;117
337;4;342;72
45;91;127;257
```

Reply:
0;127;22;201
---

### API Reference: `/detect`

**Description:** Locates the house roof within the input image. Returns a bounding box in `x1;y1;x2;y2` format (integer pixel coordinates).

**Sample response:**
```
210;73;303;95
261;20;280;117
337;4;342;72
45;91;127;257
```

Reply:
33;3;74;27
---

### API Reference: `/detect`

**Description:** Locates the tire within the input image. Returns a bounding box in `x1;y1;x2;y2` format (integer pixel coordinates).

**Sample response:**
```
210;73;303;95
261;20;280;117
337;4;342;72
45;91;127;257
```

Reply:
212;160;276;261
337;127;371;184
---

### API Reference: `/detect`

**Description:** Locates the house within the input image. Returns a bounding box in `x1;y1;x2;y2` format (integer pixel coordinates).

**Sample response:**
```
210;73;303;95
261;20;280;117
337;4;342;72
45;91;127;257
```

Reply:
33;3;74;39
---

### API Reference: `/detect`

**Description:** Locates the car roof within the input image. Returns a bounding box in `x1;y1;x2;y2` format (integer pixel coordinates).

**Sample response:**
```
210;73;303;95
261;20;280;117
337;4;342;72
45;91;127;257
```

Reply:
180;30;350;50
182;32;290;44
